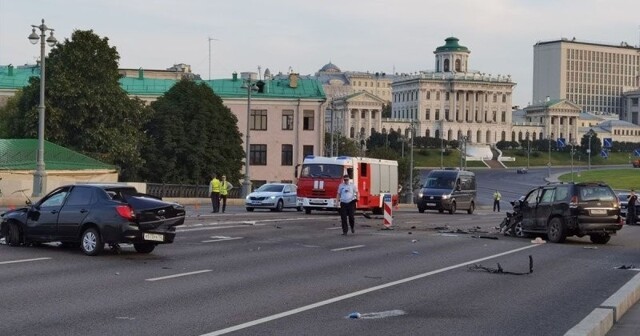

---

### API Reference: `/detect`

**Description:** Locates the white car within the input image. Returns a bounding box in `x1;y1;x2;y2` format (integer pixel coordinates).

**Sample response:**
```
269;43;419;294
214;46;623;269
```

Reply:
245;183;302;212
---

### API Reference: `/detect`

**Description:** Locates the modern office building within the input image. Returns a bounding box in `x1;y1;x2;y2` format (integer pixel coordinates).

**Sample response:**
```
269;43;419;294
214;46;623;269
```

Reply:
533;38;640;116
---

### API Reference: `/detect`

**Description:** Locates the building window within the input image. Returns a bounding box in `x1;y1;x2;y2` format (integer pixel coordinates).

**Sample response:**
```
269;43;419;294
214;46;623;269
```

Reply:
250;144;267;165
445;109;450;121
426;108;431;120
436;92;440;100
435;109;440;120
501;111;506;122
281;144;293;165
303;145;314;157
426;91;431;100
250;110;267;130
282;110;294;130
303;110;314;130
361;111;366;119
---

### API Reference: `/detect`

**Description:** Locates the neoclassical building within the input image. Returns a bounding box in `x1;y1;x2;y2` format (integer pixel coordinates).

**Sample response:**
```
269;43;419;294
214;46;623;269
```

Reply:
390;37;516;144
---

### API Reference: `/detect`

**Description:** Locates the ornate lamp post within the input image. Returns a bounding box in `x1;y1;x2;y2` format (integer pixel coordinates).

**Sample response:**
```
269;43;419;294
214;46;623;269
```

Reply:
28;19;57;197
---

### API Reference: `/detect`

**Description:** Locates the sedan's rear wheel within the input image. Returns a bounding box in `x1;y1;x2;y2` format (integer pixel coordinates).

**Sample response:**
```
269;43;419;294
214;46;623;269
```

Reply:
547;217;566;243
467;202;475;214
134;243;156;254
80;228;104;256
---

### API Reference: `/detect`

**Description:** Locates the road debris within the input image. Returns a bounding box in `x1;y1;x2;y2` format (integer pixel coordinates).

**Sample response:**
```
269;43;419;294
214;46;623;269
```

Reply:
471;235;498;240
531;237;546;244
468;255;533;275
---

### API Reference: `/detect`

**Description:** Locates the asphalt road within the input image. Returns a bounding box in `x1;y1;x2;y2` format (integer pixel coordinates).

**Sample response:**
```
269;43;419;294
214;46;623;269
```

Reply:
1;167;638;335
2;206;640;336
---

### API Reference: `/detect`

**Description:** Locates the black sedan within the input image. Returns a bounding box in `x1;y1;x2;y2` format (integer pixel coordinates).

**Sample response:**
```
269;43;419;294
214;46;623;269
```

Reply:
0;184;185;256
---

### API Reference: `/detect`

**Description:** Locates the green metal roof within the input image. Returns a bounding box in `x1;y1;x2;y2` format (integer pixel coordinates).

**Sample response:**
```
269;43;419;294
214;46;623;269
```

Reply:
435;37;470;53
0;139;116;171
1;65;326;100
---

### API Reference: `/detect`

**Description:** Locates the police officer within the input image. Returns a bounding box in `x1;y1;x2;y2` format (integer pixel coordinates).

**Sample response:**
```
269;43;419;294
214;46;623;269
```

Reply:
337;174;358;235
209;173;221;213
219;175;233;213
627;190;637;225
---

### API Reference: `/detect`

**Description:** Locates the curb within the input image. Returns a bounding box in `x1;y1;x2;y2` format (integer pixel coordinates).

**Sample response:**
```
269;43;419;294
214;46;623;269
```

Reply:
564;272;640;336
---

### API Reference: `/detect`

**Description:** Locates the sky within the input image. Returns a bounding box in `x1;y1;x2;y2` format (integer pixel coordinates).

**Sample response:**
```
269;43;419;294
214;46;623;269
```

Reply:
1;0;639;107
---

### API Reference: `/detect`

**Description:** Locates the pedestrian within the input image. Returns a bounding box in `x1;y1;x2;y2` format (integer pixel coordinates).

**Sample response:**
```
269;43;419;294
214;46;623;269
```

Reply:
219;175;233;213
209;173;221;213
627;190;637;225
493;189;502;212
337;174;358;235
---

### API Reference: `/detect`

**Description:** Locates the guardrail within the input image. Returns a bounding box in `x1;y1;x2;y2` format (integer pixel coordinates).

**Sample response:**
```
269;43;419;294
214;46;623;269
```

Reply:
146;183;242;199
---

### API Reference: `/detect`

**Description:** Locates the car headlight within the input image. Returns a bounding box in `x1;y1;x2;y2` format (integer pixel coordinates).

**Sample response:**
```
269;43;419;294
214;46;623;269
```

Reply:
245;196;251;200
270;196;276;199
418;193;424;198
442;194;450;199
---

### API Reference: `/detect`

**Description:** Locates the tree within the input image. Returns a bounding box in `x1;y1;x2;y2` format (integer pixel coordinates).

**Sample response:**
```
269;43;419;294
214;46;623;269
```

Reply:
381;103;392;118
141;79;244;185
580;131;601;155
4;30;148;180
324;132;362;157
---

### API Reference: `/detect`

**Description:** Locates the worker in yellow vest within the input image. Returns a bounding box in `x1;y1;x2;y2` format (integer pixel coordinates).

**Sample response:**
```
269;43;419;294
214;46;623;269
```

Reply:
219;175;233;213
493;189;502;212
209;173;222;213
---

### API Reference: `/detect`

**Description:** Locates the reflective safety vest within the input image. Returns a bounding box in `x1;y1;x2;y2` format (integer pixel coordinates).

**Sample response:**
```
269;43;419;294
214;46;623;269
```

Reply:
220;181;231;196
210;178;221;193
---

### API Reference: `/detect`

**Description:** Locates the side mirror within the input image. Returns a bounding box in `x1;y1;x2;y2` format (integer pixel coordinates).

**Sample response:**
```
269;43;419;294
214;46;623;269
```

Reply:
26;200;33;206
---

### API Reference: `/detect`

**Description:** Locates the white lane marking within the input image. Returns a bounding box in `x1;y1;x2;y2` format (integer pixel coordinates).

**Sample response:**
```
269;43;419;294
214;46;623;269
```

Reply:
200;244;541;336
326;227;342;230
331;245;365;252
0;257;52;265
178;225;254;233
202;236;244;243
146;269;212;282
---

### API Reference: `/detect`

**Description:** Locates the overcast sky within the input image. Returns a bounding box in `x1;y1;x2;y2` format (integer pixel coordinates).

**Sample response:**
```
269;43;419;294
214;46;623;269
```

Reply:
1;0;639;107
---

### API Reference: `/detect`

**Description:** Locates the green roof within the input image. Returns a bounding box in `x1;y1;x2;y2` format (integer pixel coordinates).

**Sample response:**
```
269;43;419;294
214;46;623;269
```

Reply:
1;65;326;100
435;37;470;53
0;139;116;171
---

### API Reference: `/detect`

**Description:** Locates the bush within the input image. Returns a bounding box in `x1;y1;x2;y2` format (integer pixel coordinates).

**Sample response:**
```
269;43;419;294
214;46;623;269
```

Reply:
418;149;430;156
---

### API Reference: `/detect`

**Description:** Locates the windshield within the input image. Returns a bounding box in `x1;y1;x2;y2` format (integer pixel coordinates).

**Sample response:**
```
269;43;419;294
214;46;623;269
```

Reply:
578;186;616;202
300;164;344;178
423;176;456;189
256;184;284;193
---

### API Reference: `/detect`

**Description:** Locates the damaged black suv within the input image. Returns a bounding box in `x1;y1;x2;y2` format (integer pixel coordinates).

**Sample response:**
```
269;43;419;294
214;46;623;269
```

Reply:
515;182;622;244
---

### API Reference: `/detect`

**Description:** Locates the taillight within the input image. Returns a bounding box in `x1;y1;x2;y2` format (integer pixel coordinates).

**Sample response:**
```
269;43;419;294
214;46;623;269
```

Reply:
569;196;578;208
116;205;135;220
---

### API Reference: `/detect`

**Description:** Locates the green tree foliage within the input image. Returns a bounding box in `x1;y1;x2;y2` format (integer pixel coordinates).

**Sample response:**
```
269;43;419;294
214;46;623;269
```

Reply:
142;79;244;185
580;132;601;155
0;91;23;138
381;103;392;118
324;132;362;157
4;30;148;180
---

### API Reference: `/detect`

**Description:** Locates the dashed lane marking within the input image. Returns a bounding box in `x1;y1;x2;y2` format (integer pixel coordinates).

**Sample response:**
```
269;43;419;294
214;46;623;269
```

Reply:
0;257;52;265
331;245;365;252
146;269;212;282
202;236;244;243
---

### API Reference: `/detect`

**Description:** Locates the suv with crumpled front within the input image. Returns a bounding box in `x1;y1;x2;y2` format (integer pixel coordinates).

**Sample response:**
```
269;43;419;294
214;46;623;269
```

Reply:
514;182;622;244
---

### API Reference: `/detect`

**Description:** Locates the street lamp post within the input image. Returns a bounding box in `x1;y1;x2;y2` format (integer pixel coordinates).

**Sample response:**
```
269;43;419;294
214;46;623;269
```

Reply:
570;143;575;181
547;136;552;178
587;131;593;170
242;78;258;198
28;19;57;197
440;136;444;169
526;139;530;169
407;120;416;203
329;100;335;156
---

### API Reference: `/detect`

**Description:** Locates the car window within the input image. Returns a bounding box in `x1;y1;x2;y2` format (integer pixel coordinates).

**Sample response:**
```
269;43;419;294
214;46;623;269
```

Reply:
578;186;616;201
283;185;291;193
257;184;284;192
524;189;541;205
554;186;570;202
65;186;95;206
540;188;555;204
40;189;70;208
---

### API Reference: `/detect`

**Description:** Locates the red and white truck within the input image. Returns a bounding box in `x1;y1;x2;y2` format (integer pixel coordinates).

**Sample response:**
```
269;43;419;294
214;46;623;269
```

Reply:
296;156;399;214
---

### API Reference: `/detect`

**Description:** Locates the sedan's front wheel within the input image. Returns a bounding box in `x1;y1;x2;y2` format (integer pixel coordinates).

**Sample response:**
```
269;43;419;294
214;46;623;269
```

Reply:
6;222;23;246
81;228;104;256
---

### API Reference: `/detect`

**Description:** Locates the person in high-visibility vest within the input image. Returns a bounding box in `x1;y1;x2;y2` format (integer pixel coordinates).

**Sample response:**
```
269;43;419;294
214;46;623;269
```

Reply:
209;173;222;213
219;175;233;213
493;189;502;212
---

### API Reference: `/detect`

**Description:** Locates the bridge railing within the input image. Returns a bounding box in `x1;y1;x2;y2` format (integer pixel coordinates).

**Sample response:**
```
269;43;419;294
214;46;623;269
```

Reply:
146;183;242;199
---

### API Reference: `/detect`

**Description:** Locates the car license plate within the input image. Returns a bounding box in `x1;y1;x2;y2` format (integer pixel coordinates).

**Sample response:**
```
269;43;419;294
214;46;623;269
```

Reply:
427;202;436;206
143;233;164;242
591;209;607;215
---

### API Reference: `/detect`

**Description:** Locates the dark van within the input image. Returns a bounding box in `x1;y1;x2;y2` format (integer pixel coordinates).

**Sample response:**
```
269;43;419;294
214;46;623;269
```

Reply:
416;169;476;214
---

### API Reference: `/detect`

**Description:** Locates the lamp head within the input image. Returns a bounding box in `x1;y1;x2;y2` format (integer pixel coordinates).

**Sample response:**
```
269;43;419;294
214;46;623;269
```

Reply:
46;31;57;47
28;28;39;45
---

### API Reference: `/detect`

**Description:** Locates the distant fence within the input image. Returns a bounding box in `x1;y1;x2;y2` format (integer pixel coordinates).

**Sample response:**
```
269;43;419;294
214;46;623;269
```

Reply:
146;183;242;199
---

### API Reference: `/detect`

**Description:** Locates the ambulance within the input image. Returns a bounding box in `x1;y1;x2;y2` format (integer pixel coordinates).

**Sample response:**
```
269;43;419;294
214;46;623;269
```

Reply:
296;156;399;214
